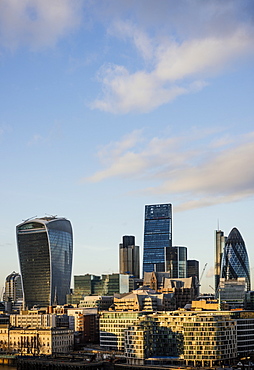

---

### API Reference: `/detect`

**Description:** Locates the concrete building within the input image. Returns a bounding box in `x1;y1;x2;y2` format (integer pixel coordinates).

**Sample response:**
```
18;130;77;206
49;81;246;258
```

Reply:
0;310;74;355
3;271;23;303
125;311;237;367
66;307;99;345
144;272;197;308
99;311;147;351
119;235;140;278
113;288;174;312
79;295;114;311
0;327;73;355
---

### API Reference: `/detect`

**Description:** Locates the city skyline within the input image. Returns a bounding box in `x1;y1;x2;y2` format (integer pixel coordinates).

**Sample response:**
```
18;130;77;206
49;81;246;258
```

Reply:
0;1;254;293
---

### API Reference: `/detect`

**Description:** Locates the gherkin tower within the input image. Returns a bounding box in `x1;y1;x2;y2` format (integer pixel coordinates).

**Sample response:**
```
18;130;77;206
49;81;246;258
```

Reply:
220;227;250;291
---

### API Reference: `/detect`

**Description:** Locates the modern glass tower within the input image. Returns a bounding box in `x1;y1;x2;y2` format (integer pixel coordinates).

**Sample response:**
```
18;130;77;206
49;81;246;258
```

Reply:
16;216;73;309
220;227;250;291
214;230;226;292
165;246;187;278
143;203;172;274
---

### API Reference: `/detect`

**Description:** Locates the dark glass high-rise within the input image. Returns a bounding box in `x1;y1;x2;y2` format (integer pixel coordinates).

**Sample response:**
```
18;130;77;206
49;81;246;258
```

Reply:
220;227;250;291
143;203;172;274
16;216;73;309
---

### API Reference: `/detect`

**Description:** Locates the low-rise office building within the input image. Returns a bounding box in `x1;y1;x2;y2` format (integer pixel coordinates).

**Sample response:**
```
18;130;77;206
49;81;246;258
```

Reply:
125;310;237;367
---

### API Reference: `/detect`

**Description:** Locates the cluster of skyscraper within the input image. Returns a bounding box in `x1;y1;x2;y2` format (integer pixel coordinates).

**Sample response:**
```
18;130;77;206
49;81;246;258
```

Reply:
8;203;250;310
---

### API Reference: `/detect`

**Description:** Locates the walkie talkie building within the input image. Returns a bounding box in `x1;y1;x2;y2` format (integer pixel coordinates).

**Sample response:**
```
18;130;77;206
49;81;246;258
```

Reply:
16;217;73;309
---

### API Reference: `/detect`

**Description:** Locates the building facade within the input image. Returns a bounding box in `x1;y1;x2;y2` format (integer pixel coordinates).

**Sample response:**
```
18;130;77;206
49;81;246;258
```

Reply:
143;203;172;274
0;327;73;355
215;230;226;292
125;311;237;367
16;216;73;309
165;246;187;278
119;235;140;278
220;227;250;291
3;272;23;303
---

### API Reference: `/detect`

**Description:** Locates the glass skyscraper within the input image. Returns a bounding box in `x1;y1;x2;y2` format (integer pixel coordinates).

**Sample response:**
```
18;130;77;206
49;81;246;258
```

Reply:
143;203;172;274
165;246;187;278
16;216;73;309
220;227;250;291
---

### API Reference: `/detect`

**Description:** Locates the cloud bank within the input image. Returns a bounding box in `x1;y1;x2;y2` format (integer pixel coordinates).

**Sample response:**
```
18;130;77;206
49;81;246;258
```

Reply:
85;129;254;211
90;1;254;113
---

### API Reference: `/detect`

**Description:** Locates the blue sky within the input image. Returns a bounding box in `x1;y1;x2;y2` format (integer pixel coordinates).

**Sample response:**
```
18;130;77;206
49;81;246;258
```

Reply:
0;0;254;294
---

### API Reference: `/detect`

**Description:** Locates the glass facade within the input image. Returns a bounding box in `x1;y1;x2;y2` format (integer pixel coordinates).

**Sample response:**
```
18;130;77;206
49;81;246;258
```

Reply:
17;217;73;309
165;246;187;278
220;227;250;291
143;203;172;274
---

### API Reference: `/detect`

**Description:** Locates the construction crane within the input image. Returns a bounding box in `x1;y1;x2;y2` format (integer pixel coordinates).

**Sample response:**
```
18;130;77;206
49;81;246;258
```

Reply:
199;263;208;287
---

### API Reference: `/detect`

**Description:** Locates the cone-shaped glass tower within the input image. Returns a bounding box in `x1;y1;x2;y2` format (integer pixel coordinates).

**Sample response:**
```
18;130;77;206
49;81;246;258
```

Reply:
220;227;250;291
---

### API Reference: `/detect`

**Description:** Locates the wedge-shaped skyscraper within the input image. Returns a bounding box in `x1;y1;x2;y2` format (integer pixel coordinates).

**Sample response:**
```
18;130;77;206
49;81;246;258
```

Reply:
143;203;172;274
220;227;250;291
17;216;73;309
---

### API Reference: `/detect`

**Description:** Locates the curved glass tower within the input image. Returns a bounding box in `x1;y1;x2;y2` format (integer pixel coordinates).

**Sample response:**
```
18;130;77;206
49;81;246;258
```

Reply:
220;227;250;291
17;217;73;309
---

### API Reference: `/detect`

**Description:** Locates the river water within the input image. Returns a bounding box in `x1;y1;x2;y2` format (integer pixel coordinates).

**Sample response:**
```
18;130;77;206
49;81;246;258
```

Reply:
0;366;16;370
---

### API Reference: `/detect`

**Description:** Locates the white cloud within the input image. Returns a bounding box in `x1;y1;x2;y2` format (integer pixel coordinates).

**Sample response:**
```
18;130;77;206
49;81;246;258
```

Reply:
0;0;82;50
85;129;254;211
90;1;254;113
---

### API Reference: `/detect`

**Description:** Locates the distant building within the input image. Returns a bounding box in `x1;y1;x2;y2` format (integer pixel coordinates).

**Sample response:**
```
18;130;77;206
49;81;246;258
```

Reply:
220;227;250;291
218;278;247;309
187;260;199;281
66;307;99;344
187;260;199;296
119;235;140;278
16;216;73;309
144;272;198;309
214;230;226;291
74;274;101;296
79;295;114;311
143;203;172;274
3;271;23;303
113;287;174;312
68;273;130;305
165;246;187;278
